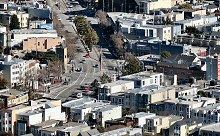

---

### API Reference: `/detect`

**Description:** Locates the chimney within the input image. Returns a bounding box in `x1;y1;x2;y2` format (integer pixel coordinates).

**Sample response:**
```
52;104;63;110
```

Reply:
173;75;177;85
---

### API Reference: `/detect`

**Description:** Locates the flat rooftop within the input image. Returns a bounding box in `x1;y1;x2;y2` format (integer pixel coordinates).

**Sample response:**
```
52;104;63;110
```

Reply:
0;89;27;97
200;123;220;133
194;103;220;111
11;29;57;34
125;112;156;118
100;80;133;88
62;98;95;108
32;119;60;127
120;71;162;80
92;127;141;136
41;122;88;132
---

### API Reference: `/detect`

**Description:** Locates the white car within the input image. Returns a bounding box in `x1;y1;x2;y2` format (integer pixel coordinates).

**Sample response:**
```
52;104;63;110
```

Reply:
58;18;61;21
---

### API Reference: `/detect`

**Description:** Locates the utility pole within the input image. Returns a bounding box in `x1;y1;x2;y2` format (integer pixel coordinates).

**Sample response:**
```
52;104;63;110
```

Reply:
102;0;104;11
112;0;114;12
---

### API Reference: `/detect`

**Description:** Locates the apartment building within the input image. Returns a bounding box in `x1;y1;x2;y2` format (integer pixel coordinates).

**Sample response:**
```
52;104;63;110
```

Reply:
168;118;203;136
22;37;62;52
144;115;170;135
68;101;122;127
199;123;220;136
0;55;40;87
120;71;164;88
29;19;46;29
175;85;198;98
98;80;134;100
11;29;58;40
164;95;216;119
0;98;64;135
124;85;176;110
139;0;172;14
191;103;220;124
175;15;217;32
0;3;7;11
0;10;29;28
0;25;6;47
0;89;28;109
125;112;156;127
92;127;142;136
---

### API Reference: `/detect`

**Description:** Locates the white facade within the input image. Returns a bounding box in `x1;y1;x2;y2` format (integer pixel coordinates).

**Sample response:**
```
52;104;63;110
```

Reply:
125;112;156;127
120;71;164;88
93;127;142;136
98;80;134;100
70;101;122;127
0;3;7;10
164;95;216;119
175;86;198;97
11;29;58;40
191;103;220;124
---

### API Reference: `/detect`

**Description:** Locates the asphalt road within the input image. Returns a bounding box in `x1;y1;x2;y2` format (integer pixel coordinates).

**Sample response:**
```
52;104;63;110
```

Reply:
44;0;118;101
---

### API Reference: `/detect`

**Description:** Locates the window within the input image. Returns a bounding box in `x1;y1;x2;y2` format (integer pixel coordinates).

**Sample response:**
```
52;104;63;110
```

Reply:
142;81;145;86
9;127;11;131
9;121;11;124
8;114;11;118
38;42;40;46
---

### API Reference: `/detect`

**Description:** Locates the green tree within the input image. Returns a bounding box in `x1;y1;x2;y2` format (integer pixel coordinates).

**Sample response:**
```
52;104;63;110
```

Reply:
161;51;171;59
0;77;8;89
9;14;20;30
97;126;105;133
179;3;193;10
122;53;142;75
84;28;99;51
100;73;112;84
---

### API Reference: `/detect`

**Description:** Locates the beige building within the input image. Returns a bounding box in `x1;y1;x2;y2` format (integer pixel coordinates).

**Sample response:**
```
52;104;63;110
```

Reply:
16;12;30;28
0;89;28;109
0;99;62;135
139;0;172;14
199;123;220;136
29;20;46;29
171;0;185;6
22;37;62;52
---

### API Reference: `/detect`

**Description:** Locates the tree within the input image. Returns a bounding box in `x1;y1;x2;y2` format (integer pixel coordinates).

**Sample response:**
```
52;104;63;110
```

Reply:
122;53;142;76
185;26;202;34
100;73;112;84
95;10;111;27
179;3;193;10
110;33;124;49
9;14;20;30
84;28;99;51
97;126;105;133
161;51;171;59
0;77;8;89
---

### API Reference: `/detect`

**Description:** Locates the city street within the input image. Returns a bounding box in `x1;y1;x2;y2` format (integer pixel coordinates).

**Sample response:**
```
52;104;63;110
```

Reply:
44;0;118;100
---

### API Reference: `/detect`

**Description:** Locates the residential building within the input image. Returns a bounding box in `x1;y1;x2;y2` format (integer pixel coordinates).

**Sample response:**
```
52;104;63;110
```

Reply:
11;29;58;40
164;95;216;119
0;98;63;135
125;112;156;127
168;118;203;136
171;0;185;6
98;80;134;100
62;98;96;120
67;100;122;127
156;53;206;80
109;92;125;106
206;54;220;81
30;119;60;136
0;10;29;28
0;89;28;109
0;25;7;47
175;15;217;32
40;122;90;136
127;40;191;56
0;55;40;87
22;37;62;52
191;103;220;124
120;71;164;88
92;127;142;136
144;115;171;135
199;123;220;136
79;129;100;136
0;3;7;11
206;4;218;14
29;19;47;29
55;46;68;72
182;9;207;18
175;85;198;98
139;0;172;14
124;85;176;110
0;55;26;87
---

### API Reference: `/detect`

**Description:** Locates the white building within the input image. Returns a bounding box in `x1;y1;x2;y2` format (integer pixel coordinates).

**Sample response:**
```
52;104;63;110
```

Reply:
191;103;220;124
175;85;198;98
164;95;216;119
0;55;40;87
124;85;175;110
0;3;7;10
69;101;122;127
120;71;164;88
175;15;218;32
98;80;134;100
0;25;7;47
125;112;156;127
92;127;142;136
199;123;220;136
